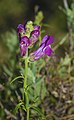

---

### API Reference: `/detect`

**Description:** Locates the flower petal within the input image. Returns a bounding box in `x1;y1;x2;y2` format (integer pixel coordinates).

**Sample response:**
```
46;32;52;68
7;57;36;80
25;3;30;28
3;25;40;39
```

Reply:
41;35;49;44
46;36;54;45
43;45;53;56
30;44;45;61
34;25;40;31
21;36;30;46
17;24;26;41
17;24;25;34
41;35;54;45
20;41;27;56
30;30;40;45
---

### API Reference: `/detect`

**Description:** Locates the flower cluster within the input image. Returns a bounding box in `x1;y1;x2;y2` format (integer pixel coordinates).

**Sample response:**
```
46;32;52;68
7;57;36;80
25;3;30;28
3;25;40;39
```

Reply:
17;21;54;61
17;21;40;56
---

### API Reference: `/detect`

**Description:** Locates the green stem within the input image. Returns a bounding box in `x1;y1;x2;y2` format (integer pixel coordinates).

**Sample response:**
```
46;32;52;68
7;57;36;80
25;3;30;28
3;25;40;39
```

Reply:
27;107;29;120
23;51;29;120
25;92;29;120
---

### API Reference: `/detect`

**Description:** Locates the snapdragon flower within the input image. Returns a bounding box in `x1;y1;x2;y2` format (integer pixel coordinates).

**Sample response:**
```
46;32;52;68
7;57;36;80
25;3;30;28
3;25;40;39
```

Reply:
17;21;40;56
30;35;54;61
17;21;54;60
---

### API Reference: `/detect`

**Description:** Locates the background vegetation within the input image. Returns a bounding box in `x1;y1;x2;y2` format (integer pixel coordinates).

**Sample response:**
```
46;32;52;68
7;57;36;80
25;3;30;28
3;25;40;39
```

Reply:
0;0;74;120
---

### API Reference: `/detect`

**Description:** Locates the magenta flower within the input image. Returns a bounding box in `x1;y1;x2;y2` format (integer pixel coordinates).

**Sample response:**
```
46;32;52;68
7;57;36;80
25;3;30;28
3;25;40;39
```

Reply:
20;36;30;56
17;23;40;56
30;29;40;45
17;24;25;33
30;35;54;61
17;24;25;39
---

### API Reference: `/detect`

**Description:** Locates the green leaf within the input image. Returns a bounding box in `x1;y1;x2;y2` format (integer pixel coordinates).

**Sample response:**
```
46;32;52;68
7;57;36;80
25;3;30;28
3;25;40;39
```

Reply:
31;106;45;118
14;102;23;114
34;78;43;97
28;67;35;83
10;76;24;84
34;11;44;25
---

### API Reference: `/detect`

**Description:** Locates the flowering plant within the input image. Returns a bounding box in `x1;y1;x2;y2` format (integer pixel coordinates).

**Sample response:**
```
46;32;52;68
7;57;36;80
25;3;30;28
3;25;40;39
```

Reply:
16;20;54;120
17;21;54;61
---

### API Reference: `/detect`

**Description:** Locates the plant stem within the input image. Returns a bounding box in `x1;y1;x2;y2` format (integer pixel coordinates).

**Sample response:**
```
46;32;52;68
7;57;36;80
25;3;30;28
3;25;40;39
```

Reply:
23;51;29;120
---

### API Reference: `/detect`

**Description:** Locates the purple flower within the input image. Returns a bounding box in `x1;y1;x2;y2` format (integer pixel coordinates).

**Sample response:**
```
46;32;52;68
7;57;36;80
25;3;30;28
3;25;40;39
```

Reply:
20;36;30;56
34;25;40;31
17;24;25;37
30;35;54;61
17;24;40;44
29;25;40;45
17;23;40;56
30;29;40;45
